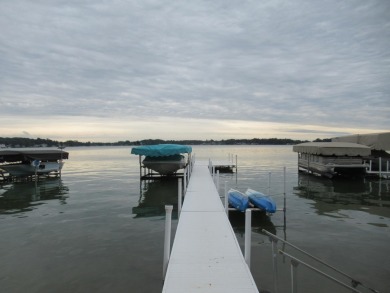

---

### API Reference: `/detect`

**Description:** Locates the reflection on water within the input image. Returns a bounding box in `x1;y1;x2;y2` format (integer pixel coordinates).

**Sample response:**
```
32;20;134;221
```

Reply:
228;210;277;237
0;178;69;214
0;146;389;293
132;178;179;218
294;172;390;218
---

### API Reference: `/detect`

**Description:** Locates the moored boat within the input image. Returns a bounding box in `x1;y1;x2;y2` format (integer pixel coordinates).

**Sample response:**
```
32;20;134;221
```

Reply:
131;144;192;175
293;142;371;178
245;188;277;213
228;188;249;212
142;154;186;175
0;149;69;177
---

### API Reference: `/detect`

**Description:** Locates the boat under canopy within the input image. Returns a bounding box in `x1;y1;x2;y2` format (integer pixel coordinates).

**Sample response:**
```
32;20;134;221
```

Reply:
293;142;371;156
131;144;192;157
131;144;192;176
293;142;370;178
0;149;69;177
0;150;69;163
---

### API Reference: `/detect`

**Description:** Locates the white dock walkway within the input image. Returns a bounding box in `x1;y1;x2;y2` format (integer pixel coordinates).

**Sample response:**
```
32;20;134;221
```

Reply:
162;161;259;293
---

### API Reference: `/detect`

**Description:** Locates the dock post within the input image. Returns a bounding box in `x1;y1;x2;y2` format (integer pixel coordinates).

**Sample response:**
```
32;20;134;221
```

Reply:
224;181;228;215
245;209;252;268
268;172;271;195
187;163;190;182
271;238;279;293
216;170;220;191
163;205;173;280
183;168;187;194
138;155;142;179
379;157;382;178
283;167;287;230
178;179;182;218
290;259;299;293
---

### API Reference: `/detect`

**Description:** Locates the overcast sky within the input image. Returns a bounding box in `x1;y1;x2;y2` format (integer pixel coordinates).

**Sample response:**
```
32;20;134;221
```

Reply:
1;0;389;142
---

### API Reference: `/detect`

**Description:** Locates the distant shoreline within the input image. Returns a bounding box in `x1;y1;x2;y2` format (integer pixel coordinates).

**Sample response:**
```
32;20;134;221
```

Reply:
0;137;325;148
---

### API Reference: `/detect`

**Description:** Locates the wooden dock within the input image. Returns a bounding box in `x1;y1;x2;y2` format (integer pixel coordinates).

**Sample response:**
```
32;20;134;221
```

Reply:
162;160;259;293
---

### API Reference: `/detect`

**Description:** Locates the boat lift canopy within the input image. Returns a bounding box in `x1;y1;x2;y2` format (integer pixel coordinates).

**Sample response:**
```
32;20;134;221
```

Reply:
293;142;371;156
0;150;69;163
131;144;192;157
332;132;390;151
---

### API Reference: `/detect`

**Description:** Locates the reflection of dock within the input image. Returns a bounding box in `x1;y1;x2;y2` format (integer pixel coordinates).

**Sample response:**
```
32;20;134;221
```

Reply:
294;172;390;216
228;211;277;236
0;178;69;214
132;179;178;218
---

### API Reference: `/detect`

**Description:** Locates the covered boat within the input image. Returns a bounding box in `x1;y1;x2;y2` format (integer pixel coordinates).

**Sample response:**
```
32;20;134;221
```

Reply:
293;142;370;178
228;188;249;212
131;144;192;175
0;149;69;177
245;188;276;214
142;154;186;175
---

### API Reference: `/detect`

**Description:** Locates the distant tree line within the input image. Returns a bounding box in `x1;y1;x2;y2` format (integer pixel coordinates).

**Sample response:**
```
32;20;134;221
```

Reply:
0;136;314;148
0;137;62;148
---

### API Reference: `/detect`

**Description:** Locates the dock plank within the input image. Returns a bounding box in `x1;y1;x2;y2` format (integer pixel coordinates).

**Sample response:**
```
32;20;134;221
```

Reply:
162;163;259;293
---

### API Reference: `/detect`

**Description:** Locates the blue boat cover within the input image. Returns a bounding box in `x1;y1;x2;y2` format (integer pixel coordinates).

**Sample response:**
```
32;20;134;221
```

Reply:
131;144;192;157
228;189;250;212
246;189;277;213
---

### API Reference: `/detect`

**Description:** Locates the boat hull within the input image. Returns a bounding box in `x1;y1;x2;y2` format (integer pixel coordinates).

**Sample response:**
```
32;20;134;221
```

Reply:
0;161;64;177
297;158;367;178
228;189;249;212
142;155;186;175
245;188;276;213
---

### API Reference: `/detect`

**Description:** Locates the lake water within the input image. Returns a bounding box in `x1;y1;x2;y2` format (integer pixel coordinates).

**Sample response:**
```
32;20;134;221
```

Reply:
0;145;389;293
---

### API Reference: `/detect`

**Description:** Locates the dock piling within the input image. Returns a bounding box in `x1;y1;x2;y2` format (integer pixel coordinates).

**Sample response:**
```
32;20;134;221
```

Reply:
268;172;271;195
178;179;182;217
224;181;228;215
183;168;187;194
245;209;252;268
272;238;279;293
216;170;220;191
283;167;287;229
163;205;173;279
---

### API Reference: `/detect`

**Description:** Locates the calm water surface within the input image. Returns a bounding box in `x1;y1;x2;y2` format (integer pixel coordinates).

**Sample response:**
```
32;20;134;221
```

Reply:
0;146;389;293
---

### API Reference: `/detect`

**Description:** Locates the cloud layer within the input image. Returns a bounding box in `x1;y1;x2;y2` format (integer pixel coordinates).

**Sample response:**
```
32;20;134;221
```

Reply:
1;0;389;141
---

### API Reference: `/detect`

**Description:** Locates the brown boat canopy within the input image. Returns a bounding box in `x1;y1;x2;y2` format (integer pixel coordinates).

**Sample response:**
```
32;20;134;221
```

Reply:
331;132;390;151
293;142;371;156
0;150;69;163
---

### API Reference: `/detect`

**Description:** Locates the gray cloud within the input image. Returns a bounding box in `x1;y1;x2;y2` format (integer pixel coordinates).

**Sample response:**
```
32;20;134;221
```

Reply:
0;0;389;140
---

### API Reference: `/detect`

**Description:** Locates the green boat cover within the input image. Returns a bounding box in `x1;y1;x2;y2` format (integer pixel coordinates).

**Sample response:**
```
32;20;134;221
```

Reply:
131;144;192;157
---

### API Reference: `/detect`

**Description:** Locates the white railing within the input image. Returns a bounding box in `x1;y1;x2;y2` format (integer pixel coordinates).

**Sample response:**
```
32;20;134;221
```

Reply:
366;157;390;178
263;230;379;293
